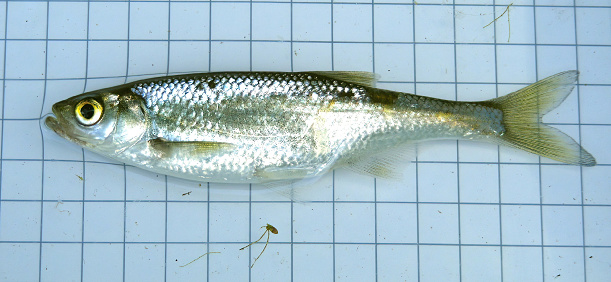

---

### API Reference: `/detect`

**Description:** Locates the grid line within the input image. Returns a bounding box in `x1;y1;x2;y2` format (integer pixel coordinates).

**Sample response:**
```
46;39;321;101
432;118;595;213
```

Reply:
5;37;611;48
332;170;336;282
532;3;546;280
0;1;9;270
206;182;210;282
121;1;133;280
163;0;171;278
453;1;463;280
122;164;127;281
3;0;611;9
80;149;86;281
5;74;611;87
6;77;611;90
2;198;611;207
2;240;611;248
78;1;91;280
411;2;420;281
9;118;611;128
37;1;51;280
163;175;168;280
207;0;213;279
2;158;611;166
574;1;588;280
290;0;295;279
370;1;378;281
248;184;252;281
248;0;253;279
331;2;335;281
492;1;504;281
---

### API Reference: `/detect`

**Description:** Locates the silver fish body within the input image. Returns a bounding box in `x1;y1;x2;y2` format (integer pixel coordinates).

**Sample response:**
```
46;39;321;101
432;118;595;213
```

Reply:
45;71;596;183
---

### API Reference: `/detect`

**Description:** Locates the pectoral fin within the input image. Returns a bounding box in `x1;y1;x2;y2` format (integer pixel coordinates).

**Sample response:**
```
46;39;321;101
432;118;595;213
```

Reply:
255;165;317;181
149;138;234;157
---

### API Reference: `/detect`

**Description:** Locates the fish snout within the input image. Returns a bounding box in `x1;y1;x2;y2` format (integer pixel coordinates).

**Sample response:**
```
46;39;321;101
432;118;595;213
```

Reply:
51;103;60;115
51;102;71;116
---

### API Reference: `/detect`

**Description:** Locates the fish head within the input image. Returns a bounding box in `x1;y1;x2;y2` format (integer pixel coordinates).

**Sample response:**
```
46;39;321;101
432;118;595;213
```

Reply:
45;91;149;155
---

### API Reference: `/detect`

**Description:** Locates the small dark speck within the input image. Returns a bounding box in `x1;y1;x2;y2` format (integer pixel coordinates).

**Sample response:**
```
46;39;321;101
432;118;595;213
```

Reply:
589;256;593;258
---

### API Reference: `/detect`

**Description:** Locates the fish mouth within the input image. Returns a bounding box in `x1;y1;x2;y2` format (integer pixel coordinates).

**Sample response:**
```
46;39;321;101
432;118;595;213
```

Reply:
44;114;66;137
45;103;69;138
44;115;87;146
45;104;61;132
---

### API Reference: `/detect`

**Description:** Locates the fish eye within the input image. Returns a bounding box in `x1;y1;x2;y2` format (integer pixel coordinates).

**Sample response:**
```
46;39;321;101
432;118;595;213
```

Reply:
75;99;103;126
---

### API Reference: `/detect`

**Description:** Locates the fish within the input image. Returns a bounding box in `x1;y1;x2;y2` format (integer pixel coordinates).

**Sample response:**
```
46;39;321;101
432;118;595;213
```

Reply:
45;70;596;184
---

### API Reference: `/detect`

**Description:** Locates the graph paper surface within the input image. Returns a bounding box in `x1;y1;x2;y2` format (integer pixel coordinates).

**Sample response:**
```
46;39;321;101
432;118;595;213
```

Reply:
0;0;610;281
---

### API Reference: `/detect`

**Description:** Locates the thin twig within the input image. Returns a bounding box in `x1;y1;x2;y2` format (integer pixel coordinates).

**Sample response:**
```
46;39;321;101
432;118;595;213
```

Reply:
249;231;270;268
483;3;514;42
239;224;278;268
179;252;220;268
239;230;267;251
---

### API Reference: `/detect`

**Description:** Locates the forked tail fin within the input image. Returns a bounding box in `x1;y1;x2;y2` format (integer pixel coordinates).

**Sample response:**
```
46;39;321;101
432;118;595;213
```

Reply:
485;70;596;166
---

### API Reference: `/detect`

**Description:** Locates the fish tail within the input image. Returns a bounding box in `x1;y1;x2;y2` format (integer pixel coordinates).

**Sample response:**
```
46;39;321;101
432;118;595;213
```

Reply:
486;70;596;166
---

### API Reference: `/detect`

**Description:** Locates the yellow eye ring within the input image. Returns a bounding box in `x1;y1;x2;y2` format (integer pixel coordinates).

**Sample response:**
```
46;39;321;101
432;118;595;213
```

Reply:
75;99;103;126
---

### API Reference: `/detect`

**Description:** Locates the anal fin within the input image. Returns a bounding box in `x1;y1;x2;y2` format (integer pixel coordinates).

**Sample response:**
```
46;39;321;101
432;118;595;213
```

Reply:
342;142;417;180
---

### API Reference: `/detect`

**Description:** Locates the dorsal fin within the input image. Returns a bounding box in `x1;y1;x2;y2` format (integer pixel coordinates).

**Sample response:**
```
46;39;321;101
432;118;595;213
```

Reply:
309;71;378;87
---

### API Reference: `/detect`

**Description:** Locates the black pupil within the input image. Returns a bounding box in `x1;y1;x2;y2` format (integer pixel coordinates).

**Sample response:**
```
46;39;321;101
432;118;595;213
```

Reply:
80;103;95;120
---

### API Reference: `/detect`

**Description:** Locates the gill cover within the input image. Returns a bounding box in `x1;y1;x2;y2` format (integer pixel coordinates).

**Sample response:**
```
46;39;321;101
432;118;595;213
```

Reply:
108;93;150;152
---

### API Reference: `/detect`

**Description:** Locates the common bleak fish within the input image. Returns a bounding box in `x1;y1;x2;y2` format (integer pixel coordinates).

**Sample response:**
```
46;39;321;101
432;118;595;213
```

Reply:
45;71;596;184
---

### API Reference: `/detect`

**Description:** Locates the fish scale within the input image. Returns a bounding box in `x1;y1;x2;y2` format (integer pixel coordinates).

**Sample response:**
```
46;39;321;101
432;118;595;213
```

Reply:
130;72;440;181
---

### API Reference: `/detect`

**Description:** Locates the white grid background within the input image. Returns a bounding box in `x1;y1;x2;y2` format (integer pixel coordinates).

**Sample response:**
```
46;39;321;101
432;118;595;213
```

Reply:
0;0;610;281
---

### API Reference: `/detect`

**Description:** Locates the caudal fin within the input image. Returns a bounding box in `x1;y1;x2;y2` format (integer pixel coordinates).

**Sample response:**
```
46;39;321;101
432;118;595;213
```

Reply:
486;70;596;166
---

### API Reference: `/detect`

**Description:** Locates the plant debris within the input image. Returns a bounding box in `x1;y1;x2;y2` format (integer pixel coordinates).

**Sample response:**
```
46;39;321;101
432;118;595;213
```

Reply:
483;3;513;42
240;224;278;268
180;252;220;268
